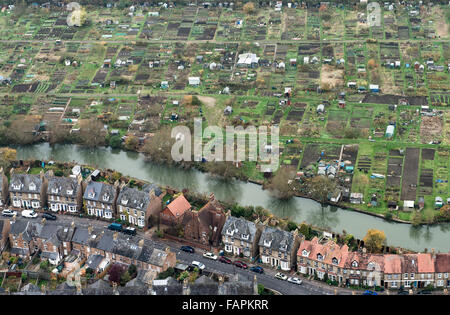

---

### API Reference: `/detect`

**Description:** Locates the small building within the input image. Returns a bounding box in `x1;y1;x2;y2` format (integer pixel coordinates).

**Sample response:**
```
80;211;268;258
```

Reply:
350;193;363;204
161;81;169;89
418;196;425;210
385;125;395;138
347;82;357;89
316;104;325;113
435;196;444;209
403;200;415;211
369;84;380;93
188;77;201;87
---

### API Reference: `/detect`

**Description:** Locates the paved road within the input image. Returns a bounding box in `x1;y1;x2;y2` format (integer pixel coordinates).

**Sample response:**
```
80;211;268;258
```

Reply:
9;213;348;295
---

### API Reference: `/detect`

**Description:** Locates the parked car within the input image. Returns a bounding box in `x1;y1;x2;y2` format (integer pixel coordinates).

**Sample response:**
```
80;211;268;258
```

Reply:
2;209;17;217
287;277;302;285
275;272;288;280
191;261;205;270
10;264;17;271
397;290;409;295
180;246;195;253
249;266;264;274
107;222;122;232
42;212;57;220
202;252;218;260
362;290;377;295
218;256;232;264
21;210;38;218
233;260;248;269
417;289;432;295
122;227;136;236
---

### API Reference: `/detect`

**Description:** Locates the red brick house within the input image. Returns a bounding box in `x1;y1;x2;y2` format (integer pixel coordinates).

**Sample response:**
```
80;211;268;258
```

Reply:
181;195;226;248
160;194;191;226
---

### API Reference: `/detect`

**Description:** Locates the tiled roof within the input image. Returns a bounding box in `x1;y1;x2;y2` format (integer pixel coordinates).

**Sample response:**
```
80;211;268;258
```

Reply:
166;194;191;218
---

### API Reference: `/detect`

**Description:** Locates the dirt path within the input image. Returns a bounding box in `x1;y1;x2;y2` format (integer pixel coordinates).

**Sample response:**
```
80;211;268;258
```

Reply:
197;96;216;108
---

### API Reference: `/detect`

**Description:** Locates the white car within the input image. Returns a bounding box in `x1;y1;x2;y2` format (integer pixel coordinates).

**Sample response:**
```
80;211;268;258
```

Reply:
191;261;205;270
2;209;17;217
287;277;303;285
21;210;38;218
275;272;288;280
202;252;218;260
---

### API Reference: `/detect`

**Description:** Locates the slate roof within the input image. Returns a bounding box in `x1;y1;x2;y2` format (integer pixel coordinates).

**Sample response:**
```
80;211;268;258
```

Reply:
83;181;117;204
10;220;42;242
86;254;105;270
221;216;257;242
258;226;296;253
47;176;79;198
9;174;42;194
117;186;151;211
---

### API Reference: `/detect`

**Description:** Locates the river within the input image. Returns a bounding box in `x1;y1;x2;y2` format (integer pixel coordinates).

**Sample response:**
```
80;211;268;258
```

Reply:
15;143;450;252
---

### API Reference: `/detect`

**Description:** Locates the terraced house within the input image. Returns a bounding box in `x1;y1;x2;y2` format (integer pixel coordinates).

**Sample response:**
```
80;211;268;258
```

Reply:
258;226;301;271
34;222;76;265
9;171;47;210
221;215;262;260
47;173;83;213
116;184;162;228
297;237;350;284
83;180;119;219
435;253;450;288
9;220;42;258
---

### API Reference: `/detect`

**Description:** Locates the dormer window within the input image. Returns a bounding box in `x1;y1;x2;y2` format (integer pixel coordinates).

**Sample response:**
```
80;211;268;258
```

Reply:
52;188;58;194
241;233;249;240
279;244;287;251
67;190;73;195
103;194;109;202
368;262;375;270
317;254;323;261
226;229;234;236
332;257;338;265
88;191;95;198
29;183;36;191
352;261;358;268
263;239;272;247
13;184;20;190
302;250;309;257
121;199;128;206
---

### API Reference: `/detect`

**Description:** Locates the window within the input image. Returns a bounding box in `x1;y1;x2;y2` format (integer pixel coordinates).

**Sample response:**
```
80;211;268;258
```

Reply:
67;190;73;195
404;273;408;279
445;273;448;279
410;273;414;279
302;250;309;257
351;260;358;268
317;254;323;261
332;257;338;265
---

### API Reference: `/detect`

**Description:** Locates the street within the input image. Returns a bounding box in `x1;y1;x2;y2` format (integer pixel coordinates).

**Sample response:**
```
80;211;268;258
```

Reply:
9;213;351;295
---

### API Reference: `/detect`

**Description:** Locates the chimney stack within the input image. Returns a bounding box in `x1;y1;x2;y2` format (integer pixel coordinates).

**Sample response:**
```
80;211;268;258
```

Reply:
113;232;118;240
88;225;93;234
165;246;170;254
138;238;144;247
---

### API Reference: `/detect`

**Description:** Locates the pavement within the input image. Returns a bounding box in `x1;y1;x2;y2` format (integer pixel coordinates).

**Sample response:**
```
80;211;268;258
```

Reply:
9;213;435;295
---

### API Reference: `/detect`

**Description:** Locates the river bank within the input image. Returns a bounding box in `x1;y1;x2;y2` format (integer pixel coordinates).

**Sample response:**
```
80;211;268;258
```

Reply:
14;143;450;252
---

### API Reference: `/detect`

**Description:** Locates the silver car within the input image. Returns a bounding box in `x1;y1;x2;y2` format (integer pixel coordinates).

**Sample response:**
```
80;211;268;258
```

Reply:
2;209;17;217
287;277;303;285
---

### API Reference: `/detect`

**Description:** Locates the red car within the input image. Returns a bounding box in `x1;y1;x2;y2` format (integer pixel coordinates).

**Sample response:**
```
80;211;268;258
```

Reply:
219;256;232;264
233;260;248;269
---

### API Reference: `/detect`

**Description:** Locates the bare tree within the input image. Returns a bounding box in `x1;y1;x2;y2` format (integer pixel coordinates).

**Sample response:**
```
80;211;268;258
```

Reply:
79;118;106;148
142;126;176;164
267;167;296;200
